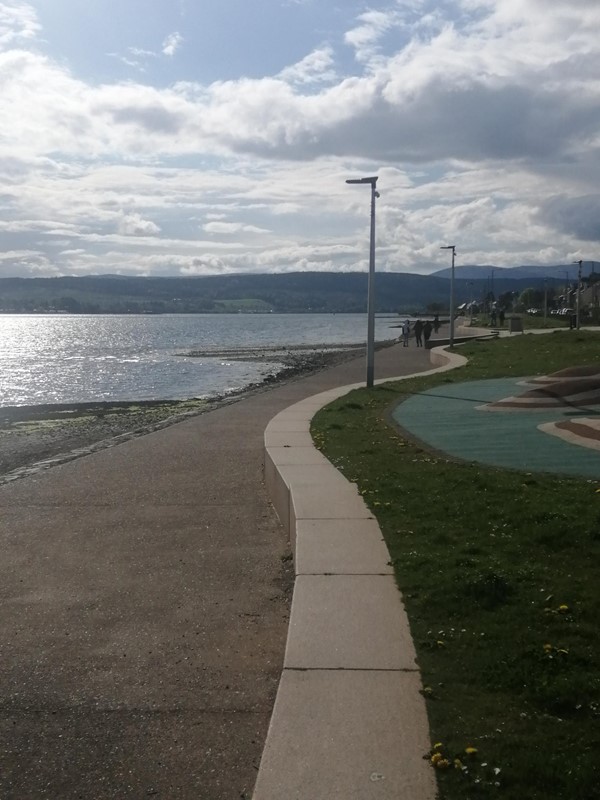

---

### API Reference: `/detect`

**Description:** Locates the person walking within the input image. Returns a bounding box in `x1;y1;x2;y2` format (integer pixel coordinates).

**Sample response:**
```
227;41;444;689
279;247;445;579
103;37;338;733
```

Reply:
433;314;440;333
413;319;424;347
401;319;410;347
423;320;433;346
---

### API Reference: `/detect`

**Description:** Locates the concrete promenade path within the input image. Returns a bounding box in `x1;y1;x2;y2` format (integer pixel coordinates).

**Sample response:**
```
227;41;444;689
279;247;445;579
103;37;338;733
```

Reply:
0;340;431;800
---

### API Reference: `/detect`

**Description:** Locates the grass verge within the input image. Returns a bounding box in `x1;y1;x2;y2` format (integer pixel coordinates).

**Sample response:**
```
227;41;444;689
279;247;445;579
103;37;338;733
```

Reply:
311;331;600;800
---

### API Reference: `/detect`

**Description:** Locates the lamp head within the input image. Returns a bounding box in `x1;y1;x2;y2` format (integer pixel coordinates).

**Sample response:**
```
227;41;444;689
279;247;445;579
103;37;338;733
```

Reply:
346;176;378;186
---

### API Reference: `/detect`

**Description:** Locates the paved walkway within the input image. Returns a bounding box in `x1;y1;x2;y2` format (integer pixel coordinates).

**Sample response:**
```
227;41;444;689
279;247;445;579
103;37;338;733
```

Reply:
0;340;432;800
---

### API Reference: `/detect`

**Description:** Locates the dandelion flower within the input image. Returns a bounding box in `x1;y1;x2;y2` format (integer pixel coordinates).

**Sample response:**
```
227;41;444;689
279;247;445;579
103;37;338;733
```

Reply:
436;759;450;770
433;742;443;750
454;758;463;770
465;746;478;756
431;753;443;765
558;604;569;613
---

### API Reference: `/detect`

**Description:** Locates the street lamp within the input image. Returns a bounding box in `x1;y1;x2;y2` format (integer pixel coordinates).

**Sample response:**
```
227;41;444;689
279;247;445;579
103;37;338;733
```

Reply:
440;245;456;346
468;281;474;321
346;176;379;387
573;260;583;330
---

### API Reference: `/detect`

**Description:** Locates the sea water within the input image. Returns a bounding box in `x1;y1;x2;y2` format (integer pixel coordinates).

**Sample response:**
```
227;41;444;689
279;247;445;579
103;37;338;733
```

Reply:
0;314;398;406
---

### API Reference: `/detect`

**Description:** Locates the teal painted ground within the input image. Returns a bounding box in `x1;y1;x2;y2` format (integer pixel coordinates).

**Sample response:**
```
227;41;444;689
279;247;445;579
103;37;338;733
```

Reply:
392;377;600;479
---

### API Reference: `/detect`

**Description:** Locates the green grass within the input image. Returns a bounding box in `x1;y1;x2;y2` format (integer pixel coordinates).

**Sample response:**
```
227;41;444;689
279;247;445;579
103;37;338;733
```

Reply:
311;331;600;800
471;314;572;330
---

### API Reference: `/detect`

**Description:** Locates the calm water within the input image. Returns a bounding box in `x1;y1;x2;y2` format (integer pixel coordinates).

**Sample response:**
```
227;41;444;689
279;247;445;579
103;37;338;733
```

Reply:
0;314;398;406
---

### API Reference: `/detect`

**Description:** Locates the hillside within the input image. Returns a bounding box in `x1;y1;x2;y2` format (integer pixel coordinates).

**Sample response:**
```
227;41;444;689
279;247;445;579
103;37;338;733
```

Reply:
0;271;568;315
431;263;596;281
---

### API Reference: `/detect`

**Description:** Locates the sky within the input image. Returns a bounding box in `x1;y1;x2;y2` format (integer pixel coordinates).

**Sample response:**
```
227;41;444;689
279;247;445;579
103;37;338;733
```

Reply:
1;0;599;279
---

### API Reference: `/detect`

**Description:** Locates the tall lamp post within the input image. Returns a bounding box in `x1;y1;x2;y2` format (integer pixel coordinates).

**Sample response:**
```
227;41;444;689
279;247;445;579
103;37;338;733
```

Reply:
440;245;456;346
346;176;379;387
573;260;583;330
468;281;474;321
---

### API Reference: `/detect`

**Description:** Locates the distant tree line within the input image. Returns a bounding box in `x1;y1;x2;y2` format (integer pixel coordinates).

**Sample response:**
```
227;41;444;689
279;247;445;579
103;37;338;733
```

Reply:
0;272;571;315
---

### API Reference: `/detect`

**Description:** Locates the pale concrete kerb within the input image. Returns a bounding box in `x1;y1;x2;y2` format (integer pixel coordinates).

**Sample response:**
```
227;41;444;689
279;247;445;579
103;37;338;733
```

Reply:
256;349;462;800
295;518;393;575
427;345;468;370
252;670;437;800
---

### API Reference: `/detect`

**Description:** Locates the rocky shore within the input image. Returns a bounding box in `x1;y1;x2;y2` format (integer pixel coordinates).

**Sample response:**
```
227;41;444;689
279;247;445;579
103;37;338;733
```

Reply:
0;343;372;484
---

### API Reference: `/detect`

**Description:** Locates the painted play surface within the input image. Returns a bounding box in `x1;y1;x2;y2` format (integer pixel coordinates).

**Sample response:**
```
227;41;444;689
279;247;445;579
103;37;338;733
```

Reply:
392;376;600;479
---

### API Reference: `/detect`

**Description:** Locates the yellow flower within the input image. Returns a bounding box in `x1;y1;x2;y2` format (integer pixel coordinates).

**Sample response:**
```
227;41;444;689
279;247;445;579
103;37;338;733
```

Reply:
465;746;478;756
558;604;569;613
431;753;443;765
436;759;451;770
543;643;553;652
454;758;464;770
433;742;443;750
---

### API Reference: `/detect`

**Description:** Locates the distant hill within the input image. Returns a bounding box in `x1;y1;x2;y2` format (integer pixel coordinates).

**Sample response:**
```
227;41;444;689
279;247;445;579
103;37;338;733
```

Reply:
431;263;596;281
0;271;573;315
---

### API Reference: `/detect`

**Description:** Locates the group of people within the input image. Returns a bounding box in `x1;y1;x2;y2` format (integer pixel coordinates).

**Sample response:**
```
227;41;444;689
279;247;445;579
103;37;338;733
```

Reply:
400;315;440;347
489;304;505;327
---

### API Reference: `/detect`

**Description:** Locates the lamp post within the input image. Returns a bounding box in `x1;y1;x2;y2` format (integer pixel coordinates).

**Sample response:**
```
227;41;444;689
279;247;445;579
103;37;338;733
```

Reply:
346;176;379;387
468;281;474;322
573;260;583;330
440;245;456;346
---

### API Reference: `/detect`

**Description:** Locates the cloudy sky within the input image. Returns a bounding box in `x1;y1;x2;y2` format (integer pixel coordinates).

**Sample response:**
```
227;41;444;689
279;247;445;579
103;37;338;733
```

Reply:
1;0;599;279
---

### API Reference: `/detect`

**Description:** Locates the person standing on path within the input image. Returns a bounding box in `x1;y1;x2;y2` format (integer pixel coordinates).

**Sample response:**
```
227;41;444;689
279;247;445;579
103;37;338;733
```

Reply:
401;319;410;347
423;320;433;346
413;319;424;347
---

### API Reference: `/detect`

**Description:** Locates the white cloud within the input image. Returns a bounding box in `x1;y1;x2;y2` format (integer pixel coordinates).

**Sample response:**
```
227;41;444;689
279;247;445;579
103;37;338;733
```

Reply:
3;2;597;168
0;0;599;279
278;47;337;85
0;248;42;260
0;1;39;48
117;213;161;236
344;9;398;64
162;32;183;57
203;221;271;234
